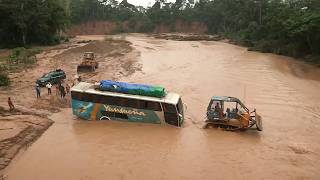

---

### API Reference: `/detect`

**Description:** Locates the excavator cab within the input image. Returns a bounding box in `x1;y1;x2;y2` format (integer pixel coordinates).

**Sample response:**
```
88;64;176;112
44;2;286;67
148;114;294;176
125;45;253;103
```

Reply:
84;52;94;60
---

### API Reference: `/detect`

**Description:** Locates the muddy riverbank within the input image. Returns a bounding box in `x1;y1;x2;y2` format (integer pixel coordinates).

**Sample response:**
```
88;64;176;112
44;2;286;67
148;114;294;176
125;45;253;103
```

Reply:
0;36;137;174
2;34;320;180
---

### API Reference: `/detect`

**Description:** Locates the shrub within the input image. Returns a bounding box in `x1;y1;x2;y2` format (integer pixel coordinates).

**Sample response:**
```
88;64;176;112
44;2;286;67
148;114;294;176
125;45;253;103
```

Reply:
278;43;301;57
0;73;10;86
0;106;5;112
60;35;70;42
9;47;27;64
250;39;282;53
104;36;114;42
224;31;253;46
28;48;43;56
8;47;40;65
109;23;128;35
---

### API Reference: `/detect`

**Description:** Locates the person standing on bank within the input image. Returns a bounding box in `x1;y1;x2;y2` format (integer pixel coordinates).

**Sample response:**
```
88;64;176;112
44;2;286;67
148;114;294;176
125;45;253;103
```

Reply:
46;82;52;95
35;84;41;98
66;84;70;94
55;84;60;96
60;84;66;98
8;97;15;111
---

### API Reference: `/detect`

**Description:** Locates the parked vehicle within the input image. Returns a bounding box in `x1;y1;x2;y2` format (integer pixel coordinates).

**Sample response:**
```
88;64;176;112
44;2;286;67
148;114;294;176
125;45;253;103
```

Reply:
36;69;66;86
204;96;262;131
77;52;99;72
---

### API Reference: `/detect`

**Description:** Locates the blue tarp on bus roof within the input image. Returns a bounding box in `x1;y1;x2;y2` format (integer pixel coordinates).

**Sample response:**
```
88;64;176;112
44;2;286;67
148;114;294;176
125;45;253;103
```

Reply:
99;80;165;98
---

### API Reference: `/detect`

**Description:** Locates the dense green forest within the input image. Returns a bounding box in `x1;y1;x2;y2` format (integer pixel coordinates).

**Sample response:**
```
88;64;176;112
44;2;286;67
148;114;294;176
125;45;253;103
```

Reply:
0;0;319;62
0;0;68;47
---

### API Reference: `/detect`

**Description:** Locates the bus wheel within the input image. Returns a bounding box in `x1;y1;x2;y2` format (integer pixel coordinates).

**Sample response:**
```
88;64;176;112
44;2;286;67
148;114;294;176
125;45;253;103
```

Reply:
100;116;111;121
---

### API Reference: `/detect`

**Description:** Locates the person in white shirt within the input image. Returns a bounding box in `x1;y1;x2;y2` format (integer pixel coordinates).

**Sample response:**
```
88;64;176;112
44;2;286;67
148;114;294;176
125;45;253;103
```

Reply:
46;82;52;95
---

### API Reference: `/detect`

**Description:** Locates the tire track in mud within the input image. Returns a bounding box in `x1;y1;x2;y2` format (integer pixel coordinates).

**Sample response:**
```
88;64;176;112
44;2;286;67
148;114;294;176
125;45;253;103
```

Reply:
0;113;53;171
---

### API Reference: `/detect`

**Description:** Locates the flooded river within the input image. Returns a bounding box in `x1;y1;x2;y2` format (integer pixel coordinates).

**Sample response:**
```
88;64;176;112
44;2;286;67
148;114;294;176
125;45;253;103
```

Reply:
4;35;320;179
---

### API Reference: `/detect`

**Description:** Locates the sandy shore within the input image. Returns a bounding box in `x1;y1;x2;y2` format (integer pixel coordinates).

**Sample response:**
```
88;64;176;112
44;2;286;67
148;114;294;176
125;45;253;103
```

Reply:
0;35;138;174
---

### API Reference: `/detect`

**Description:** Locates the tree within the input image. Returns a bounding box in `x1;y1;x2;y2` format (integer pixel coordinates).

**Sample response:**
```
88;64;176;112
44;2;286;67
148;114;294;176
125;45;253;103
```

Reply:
1;0;319;62
0;0;68;47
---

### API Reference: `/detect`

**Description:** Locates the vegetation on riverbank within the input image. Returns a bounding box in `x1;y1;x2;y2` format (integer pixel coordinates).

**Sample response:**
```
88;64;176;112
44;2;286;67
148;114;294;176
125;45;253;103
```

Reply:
0;0;68;48
66;0;320;64
0;74;10;86
0;47;43;86
0;0;319;64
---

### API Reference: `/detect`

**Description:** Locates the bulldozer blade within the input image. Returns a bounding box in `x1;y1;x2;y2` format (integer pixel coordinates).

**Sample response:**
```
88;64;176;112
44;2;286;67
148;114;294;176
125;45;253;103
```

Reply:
77;66;94;72
256;114;263;131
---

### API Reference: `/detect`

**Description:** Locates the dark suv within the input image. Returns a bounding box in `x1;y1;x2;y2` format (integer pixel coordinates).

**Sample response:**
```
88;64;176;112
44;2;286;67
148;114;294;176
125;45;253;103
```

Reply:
36;69;66;86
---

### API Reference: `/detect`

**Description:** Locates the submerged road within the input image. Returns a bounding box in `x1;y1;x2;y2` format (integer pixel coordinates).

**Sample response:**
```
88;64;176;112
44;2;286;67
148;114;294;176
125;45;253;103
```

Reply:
4;34;320;180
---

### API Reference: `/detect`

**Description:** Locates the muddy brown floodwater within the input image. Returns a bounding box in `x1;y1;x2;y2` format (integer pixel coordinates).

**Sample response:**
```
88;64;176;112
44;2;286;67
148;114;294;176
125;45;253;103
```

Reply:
3;34;320;180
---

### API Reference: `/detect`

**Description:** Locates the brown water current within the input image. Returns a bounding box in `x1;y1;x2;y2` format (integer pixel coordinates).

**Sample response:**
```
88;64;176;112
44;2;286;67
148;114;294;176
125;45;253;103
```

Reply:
4;34;320;179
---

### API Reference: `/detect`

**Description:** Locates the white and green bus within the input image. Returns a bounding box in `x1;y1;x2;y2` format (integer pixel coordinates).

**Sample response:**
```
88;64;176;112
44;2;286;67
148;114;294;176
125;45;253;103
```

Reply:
71;82;184;127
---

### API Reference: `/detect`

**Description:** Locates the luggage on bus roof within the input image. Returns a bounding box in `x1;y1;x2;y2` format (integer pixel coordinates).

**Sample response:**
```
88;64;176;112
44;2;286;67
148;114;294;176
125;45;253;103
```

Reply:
99;80;165;98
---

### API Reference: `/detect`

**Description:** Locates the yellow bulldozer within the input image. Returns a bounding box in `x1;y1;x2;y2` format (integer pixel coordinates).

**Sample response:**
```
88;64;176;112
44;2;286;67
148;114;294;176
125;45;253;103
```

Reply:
77;52;99;72
204;96;263;131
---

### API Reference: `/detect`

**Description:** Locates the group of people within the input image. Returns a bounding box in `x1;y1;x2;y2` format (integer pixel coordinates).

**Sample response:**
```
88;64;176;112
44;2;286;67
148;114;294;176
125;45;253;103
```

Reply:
35;82;70;98
214;102;239;119
7;75;81;112
54;82;70;98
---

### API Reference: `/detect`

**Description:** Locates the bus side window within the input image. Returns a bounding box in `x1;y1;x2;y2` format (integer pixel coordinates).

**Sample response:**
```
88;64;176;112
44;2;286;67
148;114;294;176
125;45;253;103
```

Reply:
146;101;162;111
82;93;92;102
98;95;104;104
106;96;117;106
100;95;119;106
139;100;148;109
71;92;84;101
71;92;79;100
92;94;103;104
118;97;129;107
127;99;139;109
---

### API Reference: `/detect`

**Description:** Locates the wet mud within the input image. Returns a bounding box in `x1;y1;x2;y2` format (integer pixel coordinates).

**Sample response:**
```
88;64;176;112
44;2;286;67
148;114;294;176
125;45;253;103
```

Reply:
0;36;136;174
2;34;320;180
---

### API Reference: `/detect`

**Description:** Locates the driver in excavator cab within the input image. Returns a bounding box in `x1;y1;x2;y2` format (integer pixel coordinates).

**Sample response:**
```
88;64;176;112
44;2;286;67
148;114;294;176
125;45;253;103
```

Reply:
214;102;224;119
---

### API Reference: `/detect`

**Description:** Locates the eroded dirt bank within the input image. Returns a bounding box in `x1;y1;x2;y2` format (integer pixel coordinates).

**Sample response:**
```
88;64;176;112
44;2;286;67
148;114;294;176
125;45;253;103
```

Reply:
0;36;136;175
152;33;223;41
2;34;320;180
67;20;208;36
